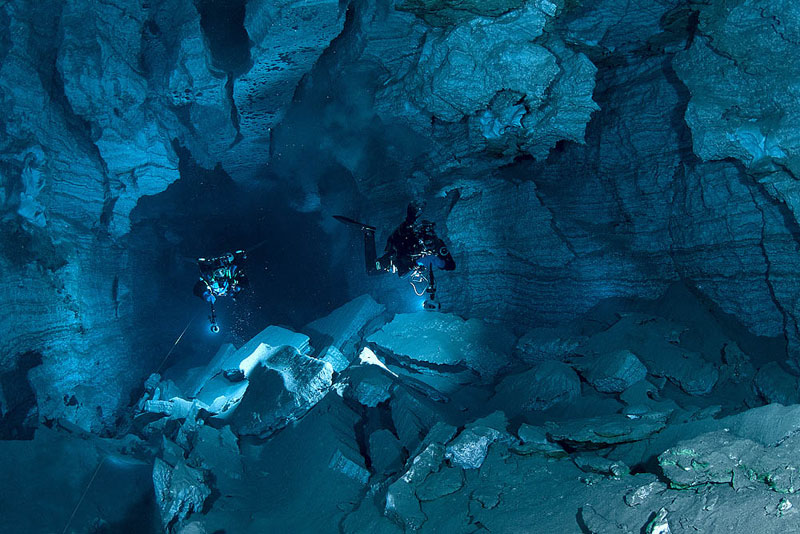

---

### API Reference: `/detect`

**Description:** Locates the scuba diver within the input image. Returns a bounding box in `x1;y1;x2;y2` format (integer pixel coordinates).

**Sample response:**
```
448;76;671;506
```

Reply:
192;250;249;332
335;202;455;310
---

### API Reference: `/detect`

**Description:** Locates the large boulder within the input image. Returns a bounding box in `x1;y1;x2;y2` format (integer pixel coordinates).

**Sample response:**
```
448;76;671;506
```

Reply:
187;426;243;494
367;312;515;382
385;424;459;531
186;327;321;427
199;395;371;532
660;430;800;494
492;360;581;413
342;366;395;408
390;387;443;451
444;412;512;470
577;315;719;396
304;294;386;371
235;325;312;369
514;424;566;457
369;429;405;475
577;350;648;394
153;459;211;530
513;327;583;364
230;345;334;438
754;362;800;405
719;342;756;385
546;412;668;448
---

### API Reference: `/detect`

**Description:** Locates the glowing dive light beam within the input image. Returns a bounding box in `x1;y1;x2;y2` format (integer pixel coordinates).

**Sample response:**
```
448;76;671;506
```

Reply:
103;454;146;469
358;347;398;378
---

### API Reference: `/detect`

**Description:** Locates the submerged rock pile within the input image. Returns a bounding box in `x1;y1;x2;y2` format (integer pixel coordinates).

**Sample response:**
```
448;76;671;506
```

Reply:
6;286;800;533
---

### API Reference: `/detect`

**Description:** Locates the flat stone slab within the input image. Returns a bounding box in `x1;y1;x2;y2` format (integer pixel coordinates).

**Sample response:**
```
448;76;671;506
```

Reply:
546;412;668;447
367;312;515;381
304;294;386;363
230;345;334;438
493;360;581;412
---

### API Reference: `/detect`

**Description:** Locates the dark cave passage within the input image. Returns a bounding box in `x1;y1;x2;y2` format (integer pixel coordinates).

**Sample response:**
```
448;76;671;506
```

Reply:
127;145;366;368
194;0;252;75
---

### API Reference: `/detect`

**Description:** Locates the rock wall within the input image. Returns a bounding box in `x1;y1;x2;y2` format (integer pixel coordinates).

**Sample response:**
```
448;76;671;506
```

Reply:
672;0;800;349
294;0;800;354
352;0;598;176
0;0;347;431
5;0;800;433
222;0;345;180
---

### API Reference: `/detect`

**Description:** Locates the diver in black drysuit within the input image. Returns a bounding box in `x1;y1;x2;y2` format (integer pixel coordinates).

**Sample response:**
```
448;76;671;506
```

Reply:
363;203;455;276
337;203;455;309
192;250;249;331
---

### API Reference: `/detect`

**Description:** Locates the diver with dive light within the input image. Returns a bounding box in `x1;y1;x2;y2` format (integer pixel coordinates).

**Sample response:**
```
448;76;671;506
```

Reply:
192;250;249;332
335;202;455;310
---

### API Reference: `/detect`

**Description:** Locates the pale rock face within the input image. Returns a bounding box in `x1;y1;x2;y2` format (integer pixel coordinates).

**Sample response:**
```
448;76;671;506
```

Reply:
563;0;683;53
0;0;180;429
221;0;345;180
302;0;800;356
674;1;800;175
0;2;107;232
161;0;238;169
395;0;529;27
153;458;211;530
443;180;580;324
0;0;349;432
671;0;800;332
668;0;800;353
367;2;598;167
57;0;178;236
398;6;554;123
13;12;800;534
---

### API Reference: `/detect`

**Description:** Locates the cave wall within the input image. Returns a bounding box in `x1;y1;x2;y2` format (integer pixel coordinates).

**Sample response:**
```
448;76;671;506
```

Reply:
0;0;344;431
3;0;800;433
671;0;800;349
285;0;800;352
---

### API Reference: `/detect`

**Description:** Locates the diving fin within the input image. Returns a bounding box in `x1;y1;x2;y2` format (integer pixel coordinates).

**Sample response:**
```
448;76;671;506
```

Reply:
333;215;376;232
